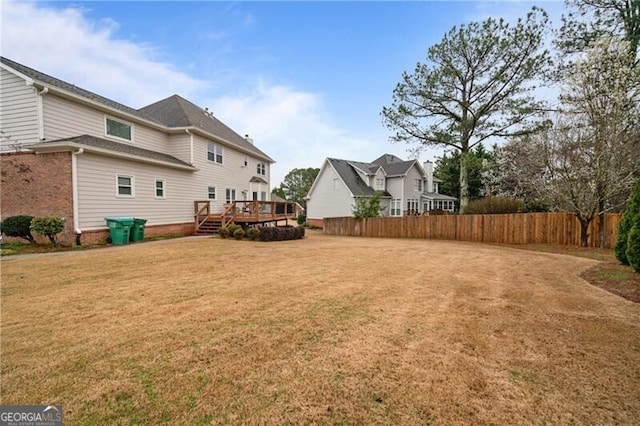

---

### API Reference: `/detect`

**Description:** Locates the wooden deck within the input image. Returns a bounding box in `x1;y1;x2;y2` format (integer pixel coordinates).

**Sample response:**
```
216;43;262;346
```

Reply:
194;200;301;234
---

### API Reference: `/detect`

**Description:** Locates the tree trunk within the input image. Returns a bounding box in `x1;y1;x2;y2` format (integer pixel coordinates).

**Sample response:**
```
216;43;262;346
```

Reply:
598;200;606;249
577;215;592;247
459;151;469;212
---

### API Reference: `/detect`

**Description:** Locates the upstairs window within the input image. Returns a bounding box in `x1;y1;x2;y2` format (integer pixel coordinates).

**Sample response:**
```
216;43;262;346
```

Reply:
207;143;223;164
375;178;385;190
414;179;423;192
257;162;266;175
106;117;132;141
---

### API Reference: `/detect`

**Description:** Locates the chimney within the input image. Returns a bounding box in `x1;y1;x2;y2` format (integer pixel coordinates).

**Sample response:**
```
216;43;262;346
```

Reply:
244;134;254;144
424;161;434;193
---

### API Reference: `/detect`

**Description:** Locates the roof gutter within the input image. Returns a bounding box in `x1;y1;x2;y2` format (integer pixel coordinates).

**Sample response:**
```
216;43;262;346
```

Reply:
71;148;84;243
185;129;194;165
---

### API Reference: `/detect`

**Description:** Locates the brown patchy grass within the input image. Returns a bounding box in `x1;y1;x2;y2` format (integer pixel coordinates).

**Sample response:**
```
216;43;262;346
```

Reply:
2;231;640;424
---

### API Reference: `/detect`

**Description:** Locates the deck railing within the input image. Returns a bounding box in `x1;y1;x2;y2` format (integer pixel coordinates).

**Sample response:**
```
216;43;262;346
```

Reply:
194;200;301;232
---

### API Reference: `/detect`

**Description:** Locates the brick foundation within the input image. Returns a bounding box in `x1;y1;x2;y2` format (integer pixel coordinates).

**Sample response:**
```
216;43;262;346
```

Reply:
79;222;196;245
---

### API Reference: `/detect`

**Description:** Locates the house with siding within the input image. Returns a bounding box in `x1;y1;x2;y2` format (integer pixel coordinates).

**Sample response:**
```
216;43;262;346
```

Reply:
0;57;276;244
305;154;456;227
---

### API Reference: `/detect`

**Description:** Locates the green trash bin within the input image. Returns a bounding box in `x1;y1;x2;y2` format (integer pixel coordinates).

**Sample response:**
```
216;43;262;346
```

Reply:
105;217;134;245
130;218;147;242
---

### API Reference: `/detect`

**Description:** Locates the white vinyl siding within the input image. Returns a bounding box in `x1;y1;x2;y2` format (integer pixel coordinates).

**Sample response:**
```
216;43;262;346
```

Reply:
0;68;39;148
42;95;172;153
307;162;354;220
76;153;194;229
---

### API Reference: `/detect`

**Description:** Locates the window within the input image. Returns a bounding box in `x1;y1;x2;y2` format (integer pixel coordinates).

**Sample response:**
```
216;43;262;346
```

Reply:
434;182;439;193
208;186;216;200
106;117;132;141
407;199;419;212
244;156;248;167
375;178;385;190
414;179;423;192
226;188;236;203
333;178;340;190
155;179;166;199
260;191;267;201
391;199;402;216
257;162;266;175
207;143;223;164
116;175;134;197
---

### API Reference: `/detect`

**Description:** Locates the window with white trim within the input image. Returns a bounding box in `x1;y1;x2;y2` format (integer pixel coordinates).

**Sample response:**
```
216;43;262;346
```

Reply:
226;188;236;202
207;143;223;164
391;199;402;216
333;178;340;190
257;162;266;175
208;186;216;200
116;174;134;197
106;117;132;141
155;179;166;199
414;179;423;192
375;178;385;190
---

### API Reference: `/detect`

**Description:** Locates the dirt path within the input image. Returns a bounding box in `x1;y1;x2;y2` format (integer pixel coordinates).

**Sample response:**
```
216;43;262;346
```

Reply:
2;232;639;424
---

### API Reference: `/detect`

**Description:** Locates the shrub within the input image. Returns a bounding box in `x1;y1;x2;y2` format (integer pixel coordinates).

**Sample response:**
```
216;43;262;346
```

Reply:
297;214;306;225
227;224;242;236
246;227;261;240
352;193;382;219
615;179;640;265
218;227;230;238
233;228;245;240
1;215;35;244
463;197;523;214
30;216;65;246
257;226;305;242
626;223;640;272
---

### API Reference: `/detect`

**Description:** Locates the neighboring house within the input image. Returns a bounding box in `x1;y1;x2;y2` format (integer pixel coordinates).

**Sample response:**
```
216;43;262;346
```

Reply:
0;57;275;244
306;154;456;227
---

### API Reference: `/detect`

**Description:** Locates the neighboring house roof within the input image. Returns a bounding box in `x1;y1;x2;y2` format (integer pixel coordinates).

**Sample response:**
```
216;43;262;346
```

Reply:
0;57;273;162
421;192;457;201
139;95;274;162
30;135;196;170
328;158;392;197
249;176;268;184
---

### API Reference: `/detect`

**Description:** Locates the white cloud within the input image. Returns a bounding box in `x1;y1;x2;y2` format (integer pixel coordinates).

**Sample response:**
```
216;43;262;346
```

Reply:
1;0;205;107
0;0;421;187
206;82;381;185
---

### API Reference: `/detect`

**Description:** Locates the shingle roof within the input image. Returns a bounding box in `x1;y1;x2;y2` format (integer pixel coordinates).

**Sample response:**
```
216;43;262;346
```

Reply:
139;95;273;161
32;135;195;169
328;158;391;197
1;57;273;162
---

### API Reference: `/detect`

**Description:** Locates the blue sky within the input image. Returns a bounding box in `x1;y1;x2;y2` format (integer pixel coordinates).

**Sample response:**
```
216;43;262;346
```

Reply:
1;0;565;185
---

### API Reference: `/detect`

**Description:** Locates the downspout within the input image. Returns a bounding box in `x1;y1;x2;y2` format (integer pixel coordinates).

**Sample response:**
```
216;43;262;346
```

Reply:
72;148;84;245
185;129;194;165
36;87;49;141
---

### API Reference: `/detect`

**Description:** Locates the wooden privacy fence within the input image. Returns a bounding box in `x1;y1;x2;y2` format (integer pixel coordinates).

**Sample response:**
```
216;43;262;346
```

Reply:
323;213;622;248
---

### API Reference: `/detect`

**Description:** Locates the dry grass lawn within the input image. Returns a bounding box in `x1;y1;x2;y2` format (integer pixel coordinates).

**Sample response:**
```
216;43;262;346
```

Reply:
2;231;639;424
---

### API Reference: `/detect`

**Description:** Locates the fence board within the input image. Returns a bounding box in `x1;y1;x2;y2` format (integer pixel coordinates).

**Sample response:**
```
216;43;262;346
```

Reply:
323;212;622;248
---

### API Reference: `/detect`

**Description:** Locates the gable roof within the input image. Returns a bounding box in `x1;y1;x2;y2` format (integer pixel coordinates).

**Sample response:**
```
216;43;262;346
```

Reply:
0;57;273;162
139;95;273;162
30;135;196;170
327;158;391;197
